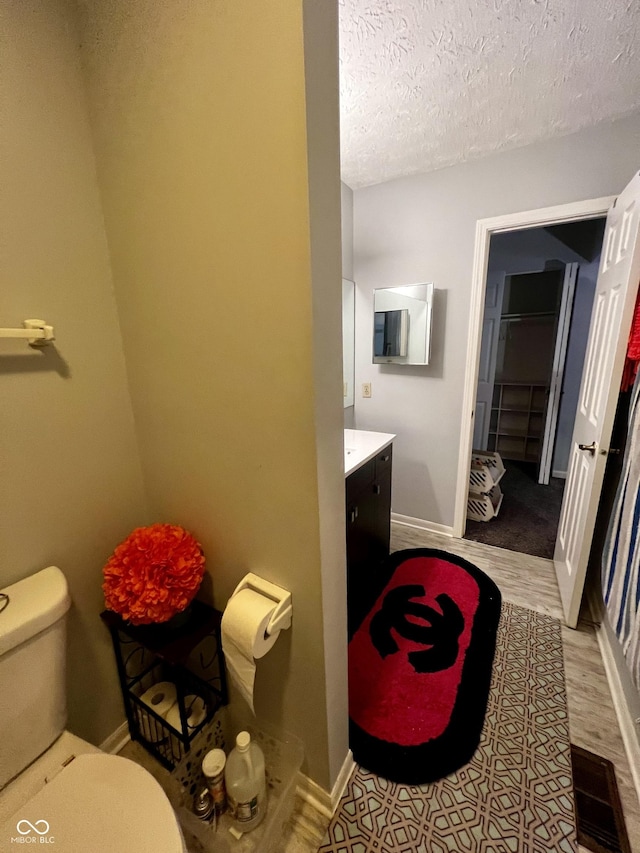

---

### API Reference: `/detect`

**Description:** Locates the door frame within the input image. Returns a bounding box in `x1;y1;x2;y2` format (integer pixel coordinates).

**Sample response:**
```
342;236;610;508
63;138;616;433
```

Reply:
538;262;579;485
474;270;506;451
453;196;615;539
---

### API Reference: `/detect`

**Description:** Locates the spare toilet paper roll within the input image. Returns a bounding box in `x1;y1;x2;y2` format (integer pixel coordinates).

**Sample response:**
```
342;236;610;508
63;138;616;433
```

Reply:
165;695;207;734
137;681;178;742
221;588;282;714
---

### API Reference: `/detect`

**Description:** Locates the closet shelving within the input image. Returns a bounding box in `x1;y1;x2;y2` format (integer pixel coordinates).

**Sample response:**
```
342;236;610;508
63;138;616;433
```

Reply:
487;382;548;463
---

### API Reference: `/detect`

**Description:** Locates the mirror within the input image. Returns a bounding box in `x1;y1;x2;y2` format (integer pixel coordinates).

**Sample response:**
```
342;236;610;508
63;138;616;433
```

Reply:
374;309;408;358
373;283;434;365
342;279;355;407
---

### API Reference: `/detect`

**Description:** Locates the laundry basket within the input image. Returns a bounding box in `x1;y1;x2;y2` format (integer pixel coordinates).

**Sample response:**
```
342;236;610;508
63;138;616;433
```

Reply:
466;484;504;522
469;451;505;495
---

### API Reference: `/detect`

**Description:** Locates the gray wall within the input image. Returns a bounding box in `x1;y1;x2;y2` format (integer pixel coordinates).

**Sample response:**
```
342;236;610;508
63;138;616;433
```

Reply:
342;181;356;427
341;182;354;281
486;228;600;477
488;229;579;274
353;113;640;527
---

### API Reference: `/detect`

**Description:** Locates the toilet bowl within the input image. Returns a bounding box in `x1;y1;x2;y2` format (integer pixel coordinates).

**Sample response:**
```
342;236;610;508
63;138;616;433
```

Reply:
0;567;186;852
1;753;184;853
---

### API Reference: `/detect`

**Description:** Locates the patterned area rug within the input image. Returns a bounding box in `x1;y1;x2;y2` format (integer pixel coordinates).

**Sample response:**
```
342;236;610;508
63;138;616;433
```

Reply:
320;603;577;853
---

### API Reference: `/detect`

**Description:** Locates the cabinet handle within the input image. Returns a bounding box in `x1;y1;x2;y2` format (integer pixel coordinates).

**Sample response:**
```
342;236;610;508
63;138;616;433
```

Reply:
373;484;381;495
350;507;359;523
380;454;390;462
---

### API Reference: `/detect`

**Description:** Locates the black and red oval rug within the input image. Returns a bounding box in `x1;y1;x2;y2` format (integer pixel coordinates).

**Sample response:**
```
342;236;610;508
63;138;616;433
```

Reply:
349;548;502;784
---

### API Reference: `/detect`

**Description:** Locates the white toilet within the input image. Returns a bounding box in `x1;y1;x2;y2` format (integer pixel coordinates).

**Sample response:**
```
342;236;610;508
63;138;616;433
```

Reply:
0;566;186;852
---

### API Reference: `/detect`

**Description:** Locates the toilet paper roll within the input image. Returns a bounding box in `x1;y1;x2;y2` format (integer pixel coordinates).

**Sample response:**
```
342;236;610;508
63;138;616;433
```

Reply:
165;695;207;734
137;681;178;742
221;588;282;714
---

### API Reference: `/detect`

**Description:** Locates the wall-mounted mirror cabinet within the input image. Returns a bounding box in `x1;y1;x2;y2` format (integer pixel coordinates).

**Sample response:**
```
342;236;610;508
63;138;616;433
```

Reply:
342;279;355;407
373;282;434;364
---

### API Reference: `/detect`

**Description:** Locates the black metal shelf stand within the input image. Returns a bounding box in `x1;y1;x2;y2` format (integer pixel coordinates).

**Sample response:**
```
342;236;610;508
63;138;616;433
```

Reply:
101;600;228;771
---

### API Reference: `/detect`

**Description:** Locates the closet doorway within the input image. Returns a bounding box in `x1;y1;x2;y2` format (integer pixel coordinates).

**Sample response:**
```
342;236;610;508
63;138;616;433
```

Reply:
465;218;606;559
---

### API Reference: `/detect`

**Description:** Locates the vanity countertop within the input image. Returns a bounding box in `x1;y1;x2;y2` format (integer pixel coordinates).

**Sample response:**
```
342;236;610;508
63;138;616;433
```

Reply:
344;428;396;478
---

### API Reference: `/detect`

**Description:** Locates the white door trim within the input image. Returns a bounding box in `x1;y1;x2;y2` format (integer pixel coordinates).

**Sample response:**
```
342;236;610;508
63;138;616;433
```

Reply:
453;196;616;539
538;262;579;485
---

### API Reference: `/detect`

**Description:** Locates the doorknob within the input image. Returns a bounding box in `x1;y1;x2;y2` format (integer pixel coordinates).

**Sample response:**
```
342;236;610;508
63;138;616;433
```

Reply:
578;441;597;456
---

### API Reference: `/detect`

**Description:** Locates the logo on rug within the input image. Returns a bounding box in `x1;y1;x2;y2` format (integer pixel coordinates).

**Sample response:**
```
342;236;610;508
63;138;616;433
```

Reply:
369;584;464;673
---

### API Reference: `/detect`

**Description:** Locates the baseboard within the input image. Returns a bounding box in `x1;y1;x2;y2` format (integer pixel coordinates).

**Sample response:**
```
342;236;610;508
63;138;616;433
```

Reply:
99;720;130;755
296;750;355;818
588;589;640;805
391;513;454;537
296;773;332;819
552;469;567;479
330;749;355;811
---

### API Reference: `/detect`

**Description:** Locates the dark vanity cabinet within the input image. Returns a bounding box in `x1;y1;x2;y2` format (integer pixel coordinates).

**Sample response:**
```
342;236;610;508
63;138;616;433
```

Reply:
346;445;393;633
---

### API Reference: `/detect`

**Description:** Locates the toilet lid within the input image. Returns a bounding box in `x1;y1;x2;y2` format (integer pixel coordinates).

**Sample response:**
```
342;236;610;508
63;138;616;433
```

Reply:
1;753;184;853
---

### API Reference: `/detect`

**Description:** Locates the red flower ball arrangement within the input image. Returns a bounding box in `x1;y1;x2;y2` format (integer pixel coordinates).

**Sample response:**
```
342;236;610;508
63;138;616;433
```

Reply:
103;523;206;625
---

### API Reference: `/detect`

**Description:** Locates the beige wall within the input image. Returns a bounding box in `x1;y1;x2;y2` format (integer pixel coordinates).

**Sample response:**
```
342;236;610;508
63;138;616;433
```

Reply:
0;0;150;744
78;0;344;788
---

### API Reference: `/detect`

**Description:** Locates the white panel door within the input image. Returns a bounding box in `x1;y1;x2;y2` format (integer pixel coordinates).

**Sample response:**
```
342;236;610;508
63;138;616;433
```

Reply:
539;263;579;485
473;271;505;450
554;172;640;628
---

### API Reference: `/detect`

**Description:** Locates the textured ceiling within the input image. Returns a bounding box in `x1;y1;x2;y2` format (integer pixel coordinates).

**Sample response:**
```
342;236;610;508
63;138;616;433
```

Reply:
339;0;640;188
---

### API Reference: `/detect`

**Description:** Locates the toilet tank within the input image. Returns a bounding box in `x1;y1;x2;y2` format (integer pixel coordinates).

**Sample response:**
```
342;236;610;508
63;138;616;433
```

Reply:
0;567;71;790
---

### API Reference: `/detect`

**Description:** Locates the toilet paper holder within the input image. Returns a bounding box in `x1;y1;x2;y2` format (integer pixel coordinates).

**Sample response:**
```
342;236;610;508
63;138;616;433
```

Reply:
231;572;292;635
